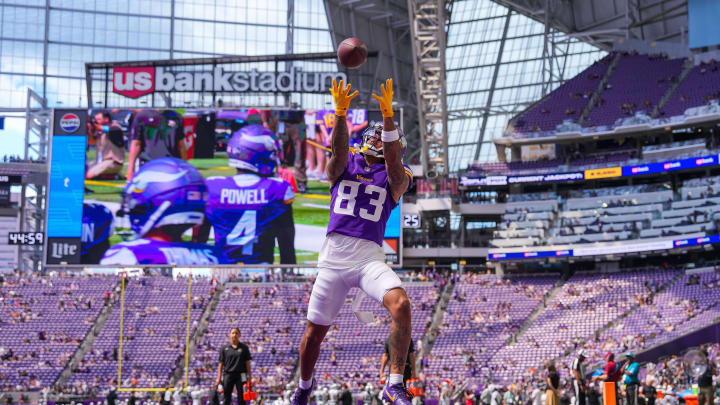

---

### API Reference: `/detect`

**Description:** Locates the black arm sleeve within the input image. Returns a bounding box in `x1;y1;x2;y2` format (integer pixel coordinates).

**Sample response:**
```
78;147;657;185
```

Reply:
194;218;212;244
275;206;296;265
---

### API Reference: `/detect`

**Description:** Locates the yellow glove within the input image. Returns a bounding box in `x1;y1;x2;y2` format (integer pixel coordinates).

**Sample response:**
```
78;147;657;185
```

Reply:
372;78;394;118
330;78;358;117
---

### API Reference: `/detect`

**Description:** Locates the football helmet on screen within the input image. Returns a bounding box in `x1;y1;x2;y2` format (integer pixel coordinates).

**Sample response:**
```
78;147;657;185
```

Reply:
359;123;406;159
121;157;206;237
227;124;279;176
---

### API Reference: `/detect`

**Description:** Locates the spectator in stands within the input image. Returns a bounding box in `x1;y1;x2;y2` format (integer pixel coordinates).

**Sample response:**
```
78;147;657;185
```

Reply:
697;349;715;405
572;350;587;405
546;363;560;405
622;353;640;405
216;327;252;405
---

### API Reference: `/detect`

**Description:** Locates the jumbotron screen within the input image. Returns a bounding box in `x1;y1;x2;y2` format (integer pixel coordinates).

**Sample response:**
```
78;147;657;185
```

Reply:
72;108;401;266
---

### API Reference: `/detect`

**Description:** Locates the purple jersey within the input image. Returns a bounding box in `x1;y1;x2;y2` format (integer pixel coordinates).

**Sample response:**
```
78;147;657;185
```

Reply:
316;110;335;146
99;238;229;265
326;151;412;246
204;174;294;263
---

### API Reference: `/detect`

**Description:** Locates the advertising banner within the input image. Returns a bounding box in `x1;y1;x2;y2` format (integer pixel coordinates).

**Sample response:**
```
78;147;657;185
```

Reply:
112;66;347;98
460;175;508;187
622;154;718;176
464;154;720;187
584;166;622;180
71;108;407;267
488;234;720;261
508;171;584;184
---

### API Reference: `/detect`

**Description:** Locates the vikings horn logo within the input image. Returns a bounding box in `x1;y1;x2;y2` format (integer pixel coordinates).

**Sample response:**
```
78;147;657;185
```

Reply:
130;169;187;193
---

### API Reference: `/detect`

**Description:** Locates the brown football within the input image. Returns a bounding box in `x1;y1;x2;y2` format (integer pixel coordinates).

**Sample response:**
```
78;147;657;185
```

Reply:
337;38;368;69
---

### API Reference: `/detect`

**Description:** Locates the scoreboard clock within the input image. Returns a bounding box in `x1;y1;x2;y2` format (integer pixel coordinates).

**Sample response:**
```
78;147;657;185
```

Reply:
8;232;44;245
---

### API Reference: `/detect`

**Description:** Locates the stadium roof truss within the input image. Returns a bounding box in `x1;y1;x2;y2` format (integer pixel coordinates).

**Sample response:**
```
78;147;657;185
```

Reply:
493;0;689;49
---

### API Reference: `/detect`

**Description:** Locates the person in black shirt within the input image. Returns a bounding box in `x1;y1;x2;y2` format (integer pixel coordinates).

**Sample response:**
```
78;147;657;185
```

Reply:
340;383;353;405
216;328;252;405
380;338;416;383
106;387;117;405
698;350;716;405
546;363;560;405
639;379;656;405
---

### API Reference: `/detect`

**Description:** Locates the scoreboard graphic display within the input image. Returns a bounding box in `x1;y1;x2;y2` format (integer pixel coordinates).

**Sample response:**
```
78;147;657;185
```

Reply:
46;109;87;264
43;108;407;267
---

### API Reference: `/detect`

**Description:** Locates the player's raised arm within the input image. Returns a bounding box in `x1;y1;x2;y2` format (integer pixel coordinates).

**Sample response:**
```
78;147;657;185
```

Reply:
372;78;409;203
326;78;358;185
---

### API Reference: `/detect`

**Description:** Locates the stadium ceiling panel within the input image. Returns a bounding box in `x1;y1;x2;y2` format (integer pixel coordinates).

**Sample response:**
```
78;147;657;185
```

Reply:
444;0;606;170
323;0;422;164
492;0;689;49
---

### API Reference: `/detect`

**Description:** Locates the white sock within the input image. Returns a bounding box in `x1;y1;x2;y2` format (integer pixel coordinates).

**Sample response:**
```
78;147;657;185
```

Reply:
299;378;313;389
389;374;403;385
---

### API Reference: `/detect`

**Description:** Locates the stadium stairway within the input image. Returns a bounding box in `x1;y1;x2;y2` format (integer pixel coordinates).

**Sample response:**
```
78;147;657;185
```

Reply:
53;283;119;389
579;52;622;126
585;271;685;345
652;58;695;118
417;278;455;373
507;276;567;344
170;282;225;386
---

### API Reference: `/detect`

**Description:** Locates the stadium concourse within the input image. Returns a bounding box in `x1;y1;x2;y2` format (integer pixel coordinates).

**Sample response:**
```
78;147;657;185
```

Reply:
0;267;718;404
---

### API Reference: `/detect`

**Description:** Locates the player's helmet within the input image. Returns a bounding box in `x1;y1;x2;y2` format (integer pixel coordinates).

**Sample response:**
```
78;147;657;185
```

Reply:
121;157;206;237
81;202;114;255
227;124;279;176
359;122;406;159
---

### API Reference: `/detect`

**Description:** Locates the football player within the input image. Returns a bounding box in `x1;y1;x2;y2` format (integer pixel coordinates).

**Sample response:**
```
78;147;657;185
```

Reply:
197;124;296;264
100;157;229;265
126;110;184;180
81;202;114;264
291;79;414;405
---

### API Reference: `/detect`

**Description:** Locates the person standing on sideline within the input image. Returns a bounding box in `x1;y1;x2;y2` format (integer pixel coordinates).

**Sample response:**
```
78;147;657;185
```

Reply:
546;364;560;405
622;353;640;405
698;349;716;405
216;328;252;405
572;350;587;405
592;352;621;405
639;378;656;405
380;337;416;384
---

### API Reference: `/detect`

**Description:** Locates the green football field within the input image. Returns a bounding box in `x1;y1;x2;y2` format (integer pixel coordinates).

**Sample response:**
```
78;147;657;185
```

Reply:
85;150;331;228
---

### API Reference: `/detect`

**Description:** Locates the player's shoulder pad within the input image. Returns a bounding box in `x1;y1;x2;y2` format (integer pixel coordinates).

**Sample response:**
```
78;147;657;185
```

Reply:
99;247;138;265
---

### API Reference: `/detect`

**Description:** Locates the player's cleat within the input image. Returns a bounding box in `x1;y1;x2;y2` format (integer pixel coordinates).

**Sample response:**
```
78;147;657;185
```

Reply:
291;378;316;405
382;383;413;405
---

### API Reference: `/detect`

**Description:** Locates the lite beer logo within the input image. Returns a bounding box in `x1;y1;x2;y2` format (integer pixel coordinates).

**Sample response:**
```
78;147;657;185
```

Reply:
59;113;81;133
50;241;78;259
112;66;155;98
111;66;346;98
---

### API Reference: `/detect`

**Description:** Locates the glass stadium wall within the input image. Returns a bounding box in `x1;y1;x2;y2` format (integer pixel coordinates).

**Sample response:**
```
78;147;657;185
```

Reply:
446;0;607;172
0;0;335;156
